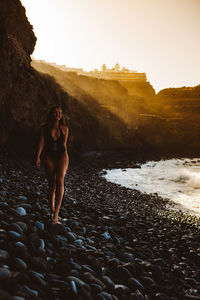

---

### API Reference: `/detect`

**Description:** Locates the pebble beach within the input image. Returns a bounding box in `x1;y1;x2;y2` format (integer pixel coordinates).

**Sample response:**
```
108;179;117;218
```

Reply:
0;153;200;300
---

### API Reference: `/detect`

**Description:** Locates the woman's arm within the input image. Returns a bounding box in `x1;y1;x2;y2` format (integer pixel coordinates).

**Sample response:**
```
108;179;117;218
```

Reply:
63;126;69;151
36;127;45;168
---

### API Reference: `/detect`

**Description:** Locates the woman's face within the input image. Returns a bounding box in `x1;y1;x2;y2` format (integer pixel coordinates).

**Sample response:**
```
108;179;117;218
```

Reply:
53;107;62;120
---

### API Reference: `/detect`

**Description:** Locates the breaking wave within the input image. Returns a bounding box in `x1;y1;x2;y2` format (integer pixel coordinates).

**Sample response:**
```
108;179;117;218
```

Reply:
103;158;200;216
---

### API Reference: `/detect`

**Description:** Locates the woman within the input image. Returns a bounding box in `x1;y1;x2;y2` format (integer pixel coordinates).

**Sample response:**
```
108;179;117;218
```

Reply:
36;106;69;224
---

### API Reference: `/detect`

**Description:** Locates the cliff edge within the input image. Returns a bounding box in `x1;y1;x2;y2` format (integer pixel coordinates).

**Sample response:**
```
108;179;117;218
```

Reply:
0;0;138;155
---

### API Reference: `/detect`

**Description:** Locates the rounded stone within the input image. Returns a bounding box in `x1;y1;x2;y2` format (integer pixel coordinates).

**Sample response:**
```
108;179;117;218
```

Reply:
74;239;84;247
101;275;115;292
16;207;26;216
70;280;78;295
18;196;28;202
29;270;47;288
66;232;77;242
0;267;10;280
48;279;69;289
69;269;80;277
0;202;8;208
16;222;27;232
141;276;156;287
9;223;23;234
0;250;9;262
9;207;26;217
39;239;45;249
67;276;86;287
108;258;119;269
91;283;103;294
114;284;130;296
123;252;134;262
71;221;80;229
116;266;132;280
22;285;38;298
155;293;169;300
8;231;22;241
97;291;113;300
113;237;121;245
13;242;27;257
128;278;145;291
102;232;111;240
35;221;44;231
82;265;96;275
14;258;27;272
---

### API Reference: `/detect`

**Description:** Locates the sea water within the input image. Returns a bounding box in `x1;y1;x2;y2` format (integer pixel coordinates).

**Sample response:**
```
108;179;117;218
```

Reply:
103;158;200;217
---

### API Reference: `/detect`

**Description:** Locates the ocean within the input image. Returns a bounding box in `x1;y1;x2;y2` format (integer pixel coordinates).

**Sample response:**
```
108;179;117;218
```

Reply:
103;158;200;217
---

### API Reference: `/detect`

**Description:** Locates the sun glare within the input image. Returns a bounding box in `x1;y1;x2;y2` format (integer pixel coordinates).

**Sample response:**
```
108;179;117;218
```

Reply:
20;0;200;92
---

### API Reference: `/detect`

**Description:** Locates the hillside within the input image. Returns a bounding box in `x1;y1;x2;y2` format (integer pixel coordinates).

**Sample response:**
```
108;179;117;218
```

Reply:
158;85;200;98
1;0;200;157
0;0;138;155
32;61;200;156
32;60;155;130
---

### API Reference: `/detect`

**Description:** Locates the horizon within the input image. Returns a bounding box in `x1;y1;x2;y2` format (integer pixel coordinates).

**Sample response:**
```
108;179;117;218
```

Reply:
21;0;200;93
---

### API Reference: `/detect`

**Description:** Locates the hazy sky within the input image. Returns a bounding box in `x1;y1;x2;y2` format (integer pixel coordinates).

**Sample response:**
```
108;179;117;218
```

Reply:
20;0;200;92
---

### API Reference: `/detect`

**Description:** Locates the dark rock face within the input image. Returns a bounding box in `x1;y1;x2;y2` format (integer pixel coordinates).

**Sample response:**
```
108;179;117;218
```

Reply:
31;61;200;158
0;0;36;54
0;0;42;150
1;0;200;158
0;0;108;155
0;0;142;157
0;0;36;104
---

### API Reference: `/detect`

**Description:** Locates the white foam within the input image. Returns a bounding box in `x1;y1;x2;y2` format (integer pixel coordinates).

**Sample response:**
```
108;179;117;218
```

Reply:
103;158;200;217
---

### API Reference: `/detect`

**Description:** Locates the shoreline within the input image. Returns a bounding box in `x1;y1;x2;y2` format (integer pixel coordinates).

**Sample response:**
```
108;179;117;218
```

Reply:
99;154;200;220
0;154;200;299
102;173;200;221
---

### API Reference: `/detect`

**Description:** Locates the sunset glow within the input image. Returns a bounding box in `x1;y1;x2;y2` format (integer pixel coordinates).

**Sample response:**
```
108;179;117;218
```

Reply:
20;0;200;92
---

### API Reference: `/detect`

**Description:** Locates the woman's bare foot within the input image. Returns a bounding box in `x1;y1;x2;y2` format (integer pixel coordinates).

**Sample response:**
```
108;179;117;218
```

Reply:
51;213;62;222
51;217;61;224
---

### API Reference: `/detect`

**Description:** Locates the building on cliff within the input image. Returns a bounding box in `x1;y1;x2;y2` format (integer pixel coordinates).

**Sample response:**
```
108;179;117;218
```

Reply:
35;60;147;83
89;63;147;82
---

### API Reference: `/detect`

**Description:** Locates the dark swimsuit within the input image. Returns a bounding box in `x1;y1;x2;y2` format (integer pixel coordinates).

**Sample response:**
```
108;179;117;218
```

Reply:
43;125;66;160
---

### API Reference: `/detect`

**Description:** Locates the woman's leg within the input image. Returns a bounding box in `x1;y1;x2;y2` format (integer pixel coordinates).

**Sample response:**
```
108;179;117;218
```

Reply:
54;153;69;221
45;156;56;214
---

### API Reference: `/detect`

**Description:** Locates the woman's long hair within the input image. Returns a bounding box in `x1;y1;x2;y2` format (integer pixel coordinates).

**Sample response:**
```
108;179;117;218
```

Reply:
46;105;66;129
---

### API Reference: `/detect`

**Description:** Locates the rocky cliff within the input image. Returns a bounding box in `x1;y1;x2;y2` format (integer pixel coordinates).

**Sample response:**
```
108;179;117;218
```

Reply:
0;0;36;148
120;80;155;97
31;60;146;128
32;60;200;156
135;84;200;156
1;0;200;157
0;0;136;156
157;85;200;98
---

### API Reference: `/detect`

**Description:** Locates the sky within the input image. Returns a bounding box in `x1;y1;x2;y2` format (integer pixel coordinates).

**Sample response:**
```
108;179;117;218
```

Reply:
20;0;200;92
